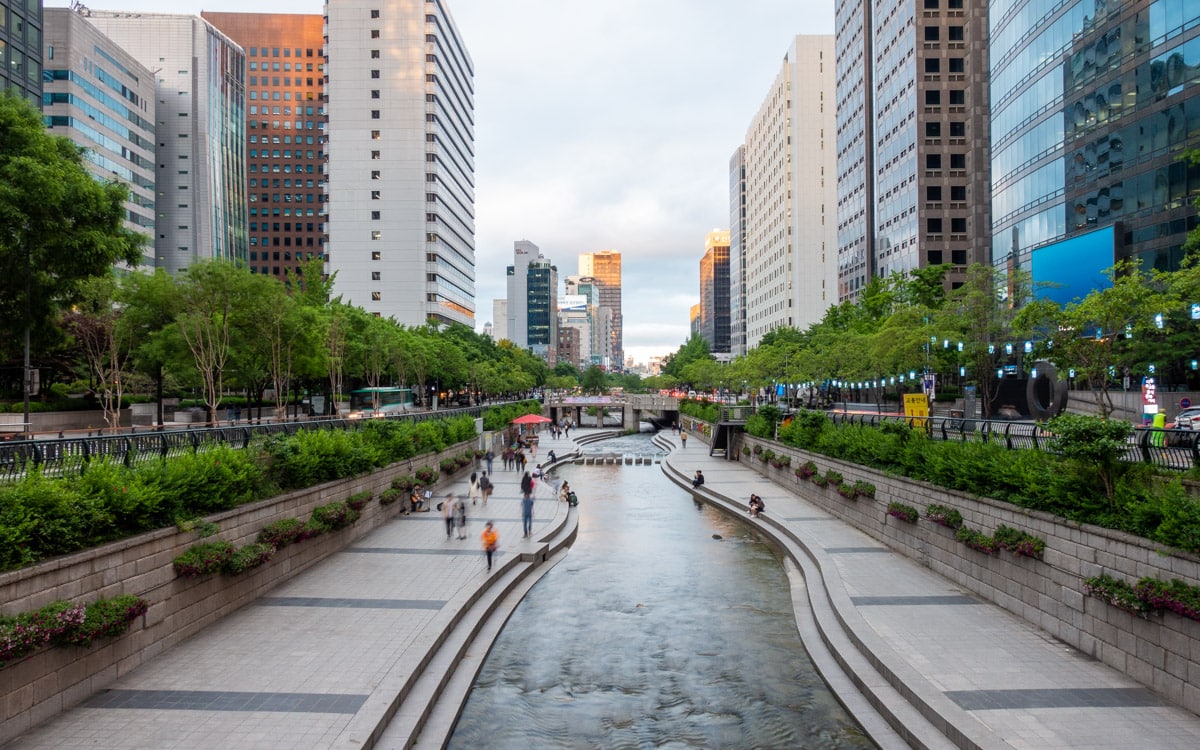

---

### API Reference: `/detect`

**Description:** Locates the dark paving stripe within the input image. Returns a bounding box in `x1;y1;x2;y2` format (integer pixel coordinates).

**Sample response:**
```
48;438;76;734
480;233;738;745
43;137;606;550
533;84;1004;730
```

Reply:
783;516;834;521
946;687;1162;711
826;546;891;554
851;595;979;606
348;547;500;556
84;689;367;714
258;597;445;610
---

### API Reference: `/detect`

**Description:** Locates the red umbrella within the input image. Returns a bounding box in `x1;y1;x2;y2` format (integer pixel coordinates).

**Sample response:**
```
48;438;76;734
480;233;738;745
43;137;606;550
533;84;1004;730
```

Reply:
511;414;552;424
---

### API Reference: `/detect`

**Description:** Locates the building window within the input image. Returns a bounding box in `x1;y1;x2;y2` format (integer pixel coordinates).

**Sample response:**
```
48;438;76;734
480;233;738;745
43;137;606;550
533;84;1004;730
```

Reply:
371;251;382;260
372;271;381;280
949;89;965;105
926;154;942;169
371;230;382;240
949;121;966;137
950;153;966;169
371;9;380;18
926;185;942;201
371;211;381;220
371;292;382;301
371;29;380;39
948;26;964;41
371;69;380;78
371;191;381;199
951;217;967;233
371;130;381;140
950;185;967;201
925;122;941;137
371;110;381;119
371;170;381;179
924;26;939;41
927;218;943;234
925;90;941;105
924;58;940;73
371;50;380;59
371;150;381;159
948;57;964;73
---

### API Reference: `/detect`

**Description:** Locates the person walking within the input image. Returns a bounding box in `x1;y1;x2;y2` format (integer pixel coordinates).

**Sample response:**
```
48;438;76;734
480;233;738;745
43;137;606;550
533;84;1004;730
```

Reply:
481;521;498;573
517;451;527;472
454;495;468;539
484;449;495;475
680;429;688;448
469;471;481;505
520;471;534;537
479;471;493;506
442;494;457;539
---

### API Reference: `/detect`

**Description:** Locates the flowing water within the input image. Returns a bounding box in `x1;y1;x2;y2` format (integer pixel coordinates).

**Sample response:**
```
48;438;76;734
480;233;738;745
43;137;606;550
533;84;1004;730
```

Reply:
447;434;875;749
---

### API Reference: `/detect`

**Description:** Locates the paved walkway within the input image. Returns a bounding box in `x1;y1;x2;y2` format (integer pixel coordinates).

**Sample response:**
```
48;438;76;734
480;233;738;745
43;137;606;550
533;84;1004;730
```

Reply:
658;431;1200;750
4;431;587;750
8;427;1200;749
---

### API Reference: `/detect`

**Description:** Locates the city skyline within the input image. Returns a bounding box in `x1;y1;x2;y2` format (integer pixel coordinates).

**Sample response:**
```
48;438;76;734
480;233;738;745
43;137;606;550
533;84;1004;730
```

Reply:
45;0;836;366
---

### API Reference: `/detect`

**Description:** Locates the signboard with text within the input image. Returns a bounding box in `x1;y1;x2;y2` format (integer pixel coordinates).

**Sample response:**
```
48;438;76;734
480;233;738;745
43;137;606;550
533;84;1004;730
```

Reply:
1142;377;1158;415
903;393;930;427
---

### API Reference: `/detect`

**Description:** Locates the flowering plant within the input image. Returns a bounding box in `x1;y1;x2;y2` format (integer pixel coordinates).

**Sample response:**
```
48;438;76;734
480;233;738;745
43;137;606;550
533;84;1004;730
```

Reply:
415;466;439;484
852;480;876;498
257;518;306;549
225;542;275;575
1;595;149;666
378;488;403;506
795;461;819;479
1083;574;1150;617
993;525;1046;559
925;504;963;529
1135;578;1200;622
824;470;844;486
173;541;236;577
955;526;998;554
887;502;919;523
346;491;373;511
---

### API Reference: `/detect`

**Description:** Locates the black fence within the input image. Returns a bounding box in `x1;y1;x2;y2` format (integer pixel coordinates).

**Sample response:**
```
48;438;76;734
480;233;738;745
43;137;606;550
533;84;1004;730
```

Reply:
0;406;488;483
825;412;1200;471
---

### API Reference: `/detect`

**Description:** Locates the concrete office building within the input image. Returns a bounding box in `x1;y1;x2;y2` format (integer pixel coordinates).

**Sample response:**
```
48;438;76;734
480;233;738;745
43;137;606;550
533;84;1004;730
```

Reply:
84;10;247;273
990;0;1200;304
835;0;992;302
699;229;731;355
324;0;475;326
579;250;623;369
742;35;836;348
505;240;541;349
558;292;591;369
203;12;325;282
728;145;748;356
43;7;156;267
490;298;507;342
1;0;42;104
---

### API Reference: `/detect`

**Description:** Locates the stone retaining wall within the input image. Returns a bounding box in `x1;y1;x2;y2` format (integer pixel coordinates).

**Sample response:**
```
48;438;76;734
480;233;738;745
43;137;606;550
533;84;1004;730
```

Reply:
734;432;1200;716
0;439;486;744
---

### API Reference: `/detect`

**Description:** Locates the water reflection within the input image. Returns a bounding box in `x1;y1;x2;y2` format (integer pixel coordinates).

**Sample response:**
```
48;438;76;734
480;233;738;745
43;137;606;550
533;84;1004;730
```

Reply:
448;435;874;749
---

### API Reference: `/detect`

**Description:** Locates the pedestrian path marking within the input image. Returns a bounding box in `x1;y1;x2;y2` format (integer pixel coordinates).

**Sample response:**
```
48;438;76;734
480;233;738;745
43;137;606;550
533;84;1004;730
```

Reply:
946;687;1161;710
84;689;368;714
825;546;891;553
850;595;978;606
257;597;445;610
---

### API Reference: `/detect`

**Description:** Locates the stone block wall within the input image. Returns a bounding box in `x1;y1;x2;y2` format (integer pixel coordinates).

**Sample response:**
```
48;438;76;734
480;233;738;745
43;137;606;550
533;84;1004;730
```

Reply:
0;441;480;743
736;433;1200;716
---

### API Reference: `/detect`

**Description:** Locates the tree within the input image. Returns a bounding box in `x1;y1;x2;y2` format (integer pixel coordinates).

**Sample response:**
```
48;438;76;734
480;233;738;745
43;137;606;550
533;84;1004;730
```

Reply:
661;334;712;380
581;365;607;394
61;276;133;431
119;270;186;425
0;92;145;421
174;261;256;425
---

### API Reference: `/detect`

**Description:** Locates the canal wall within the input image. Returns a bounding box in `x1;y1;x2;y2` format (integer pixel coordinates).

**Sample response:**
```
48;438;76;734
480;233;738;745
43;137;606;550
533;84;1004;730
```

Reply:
730;430;1200;717
0;437;494;744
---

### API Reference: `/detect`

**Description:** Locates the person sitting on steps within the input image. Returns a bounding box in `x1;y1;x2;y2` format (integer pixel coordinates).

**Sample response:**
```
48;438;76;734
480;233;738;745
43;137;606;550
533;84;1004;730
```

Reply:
749;494;765;517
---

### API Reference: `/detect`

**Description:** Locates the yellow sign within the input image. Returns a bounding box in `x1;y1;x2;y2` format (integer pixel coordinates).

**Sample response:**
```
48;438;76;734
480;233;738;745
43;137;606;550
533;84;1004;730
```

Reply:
903;393;929;427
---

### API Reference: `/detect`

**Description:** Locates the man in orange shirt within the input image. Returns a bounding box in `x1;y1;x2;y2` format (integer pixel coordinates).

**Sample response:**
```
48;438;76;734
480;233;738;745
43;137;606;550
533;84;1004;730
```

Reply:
481;521;498;572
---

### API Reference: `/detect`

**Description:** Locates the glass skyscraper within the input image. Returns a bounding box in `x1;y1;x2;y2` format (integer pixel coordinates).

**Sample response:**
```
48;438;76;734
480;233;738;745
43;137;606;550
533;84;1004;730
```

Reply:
1;0;42;104
990;0;1200;296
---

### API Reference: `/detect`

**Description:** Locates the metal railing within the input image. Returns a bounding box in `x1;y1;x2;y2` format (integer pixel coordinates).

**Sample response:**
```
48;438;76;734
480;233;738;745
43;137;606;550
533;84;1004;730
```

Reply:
0;405;489;483
825;412;1200;471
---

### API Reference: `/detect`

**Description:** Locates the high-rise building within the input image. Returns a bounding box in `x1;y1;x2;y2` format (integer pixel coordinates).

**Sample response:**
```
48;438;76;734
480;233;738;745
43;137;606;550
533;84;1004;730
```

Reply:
202;12;325;283
324;0;475;326
505;240;540;348
490;298;507;342
742;35;836;348
1;0;42;104
566;274;612;368
835;0;991;302
728;146;748;356
43;7;156;267
578;250;622;369
557;292;591;369
699;229;731;354
83;11;248;273
526;255;558;364
989;1;1200;303
556;325;579;372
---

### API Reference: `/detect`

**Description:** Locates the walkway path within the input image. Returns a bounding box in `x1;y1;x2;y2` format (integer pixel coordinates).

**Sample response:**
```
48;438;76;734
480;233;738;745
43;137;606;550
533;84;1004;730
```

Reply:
4;431;586;750
8;427;1200;749
659;431;1200;750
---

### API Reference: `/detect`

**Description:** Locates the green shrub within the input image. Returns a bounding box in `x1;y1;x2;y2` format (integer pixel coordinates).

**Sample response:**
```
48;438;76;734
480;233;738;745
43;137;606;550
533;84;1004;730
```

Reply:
307;501;359;535
852;480;876;498
224;542;275;575
925;504;963;529
265;429;381;489
378;488;403;506
173;541;236;577
257;518;305;549
142;446;265;514
992;524;1045;559
955;526;998;554
824;470;844;486
1083;574;1149;616
346;491;373;511
886;502;919;523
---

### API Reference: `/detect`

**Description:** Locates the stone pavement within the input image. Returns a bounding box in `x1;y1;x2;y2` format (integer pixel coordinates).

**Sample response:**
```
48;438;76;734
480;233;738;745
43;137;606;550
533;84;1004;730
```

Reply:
3;430;587;750
659;431;1200;750
10;425;1200;749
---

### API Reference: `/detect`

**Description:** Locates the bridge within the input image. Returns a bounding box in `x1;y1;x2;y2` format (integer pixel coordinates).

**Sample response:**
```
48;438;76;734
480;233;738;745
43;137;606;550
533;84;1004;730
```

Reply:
543;394;681;431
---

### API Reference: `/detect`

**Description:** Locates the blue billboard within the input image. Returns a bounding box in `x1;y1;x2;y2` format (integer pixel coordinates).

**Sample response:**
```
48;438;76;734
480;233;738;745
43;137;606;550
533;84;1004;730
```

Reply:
1030;225;1115;306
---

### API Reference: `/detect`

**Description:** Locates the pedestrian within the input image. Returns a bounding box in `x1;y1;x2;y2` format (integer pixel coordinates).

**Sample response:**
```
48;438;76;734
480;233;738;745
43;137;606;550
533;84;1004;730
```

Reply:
547;449;557;464
692;470;704;488
558;480;571;503
517;451;527;472
479;471;493;506
749;494;765;517
484;449;495;475
520;471;534;537
469;471;481;505
407;485;421;515
680;430;688;448
442;494;457;538
481;521;498;572
455;495;468;539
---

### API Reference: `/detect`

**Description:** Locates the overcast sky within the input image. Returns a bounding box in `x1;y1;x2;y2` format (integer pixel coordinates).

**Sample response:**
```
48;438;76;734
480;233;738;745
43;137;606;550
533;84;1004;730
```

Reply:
50;0;835;366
